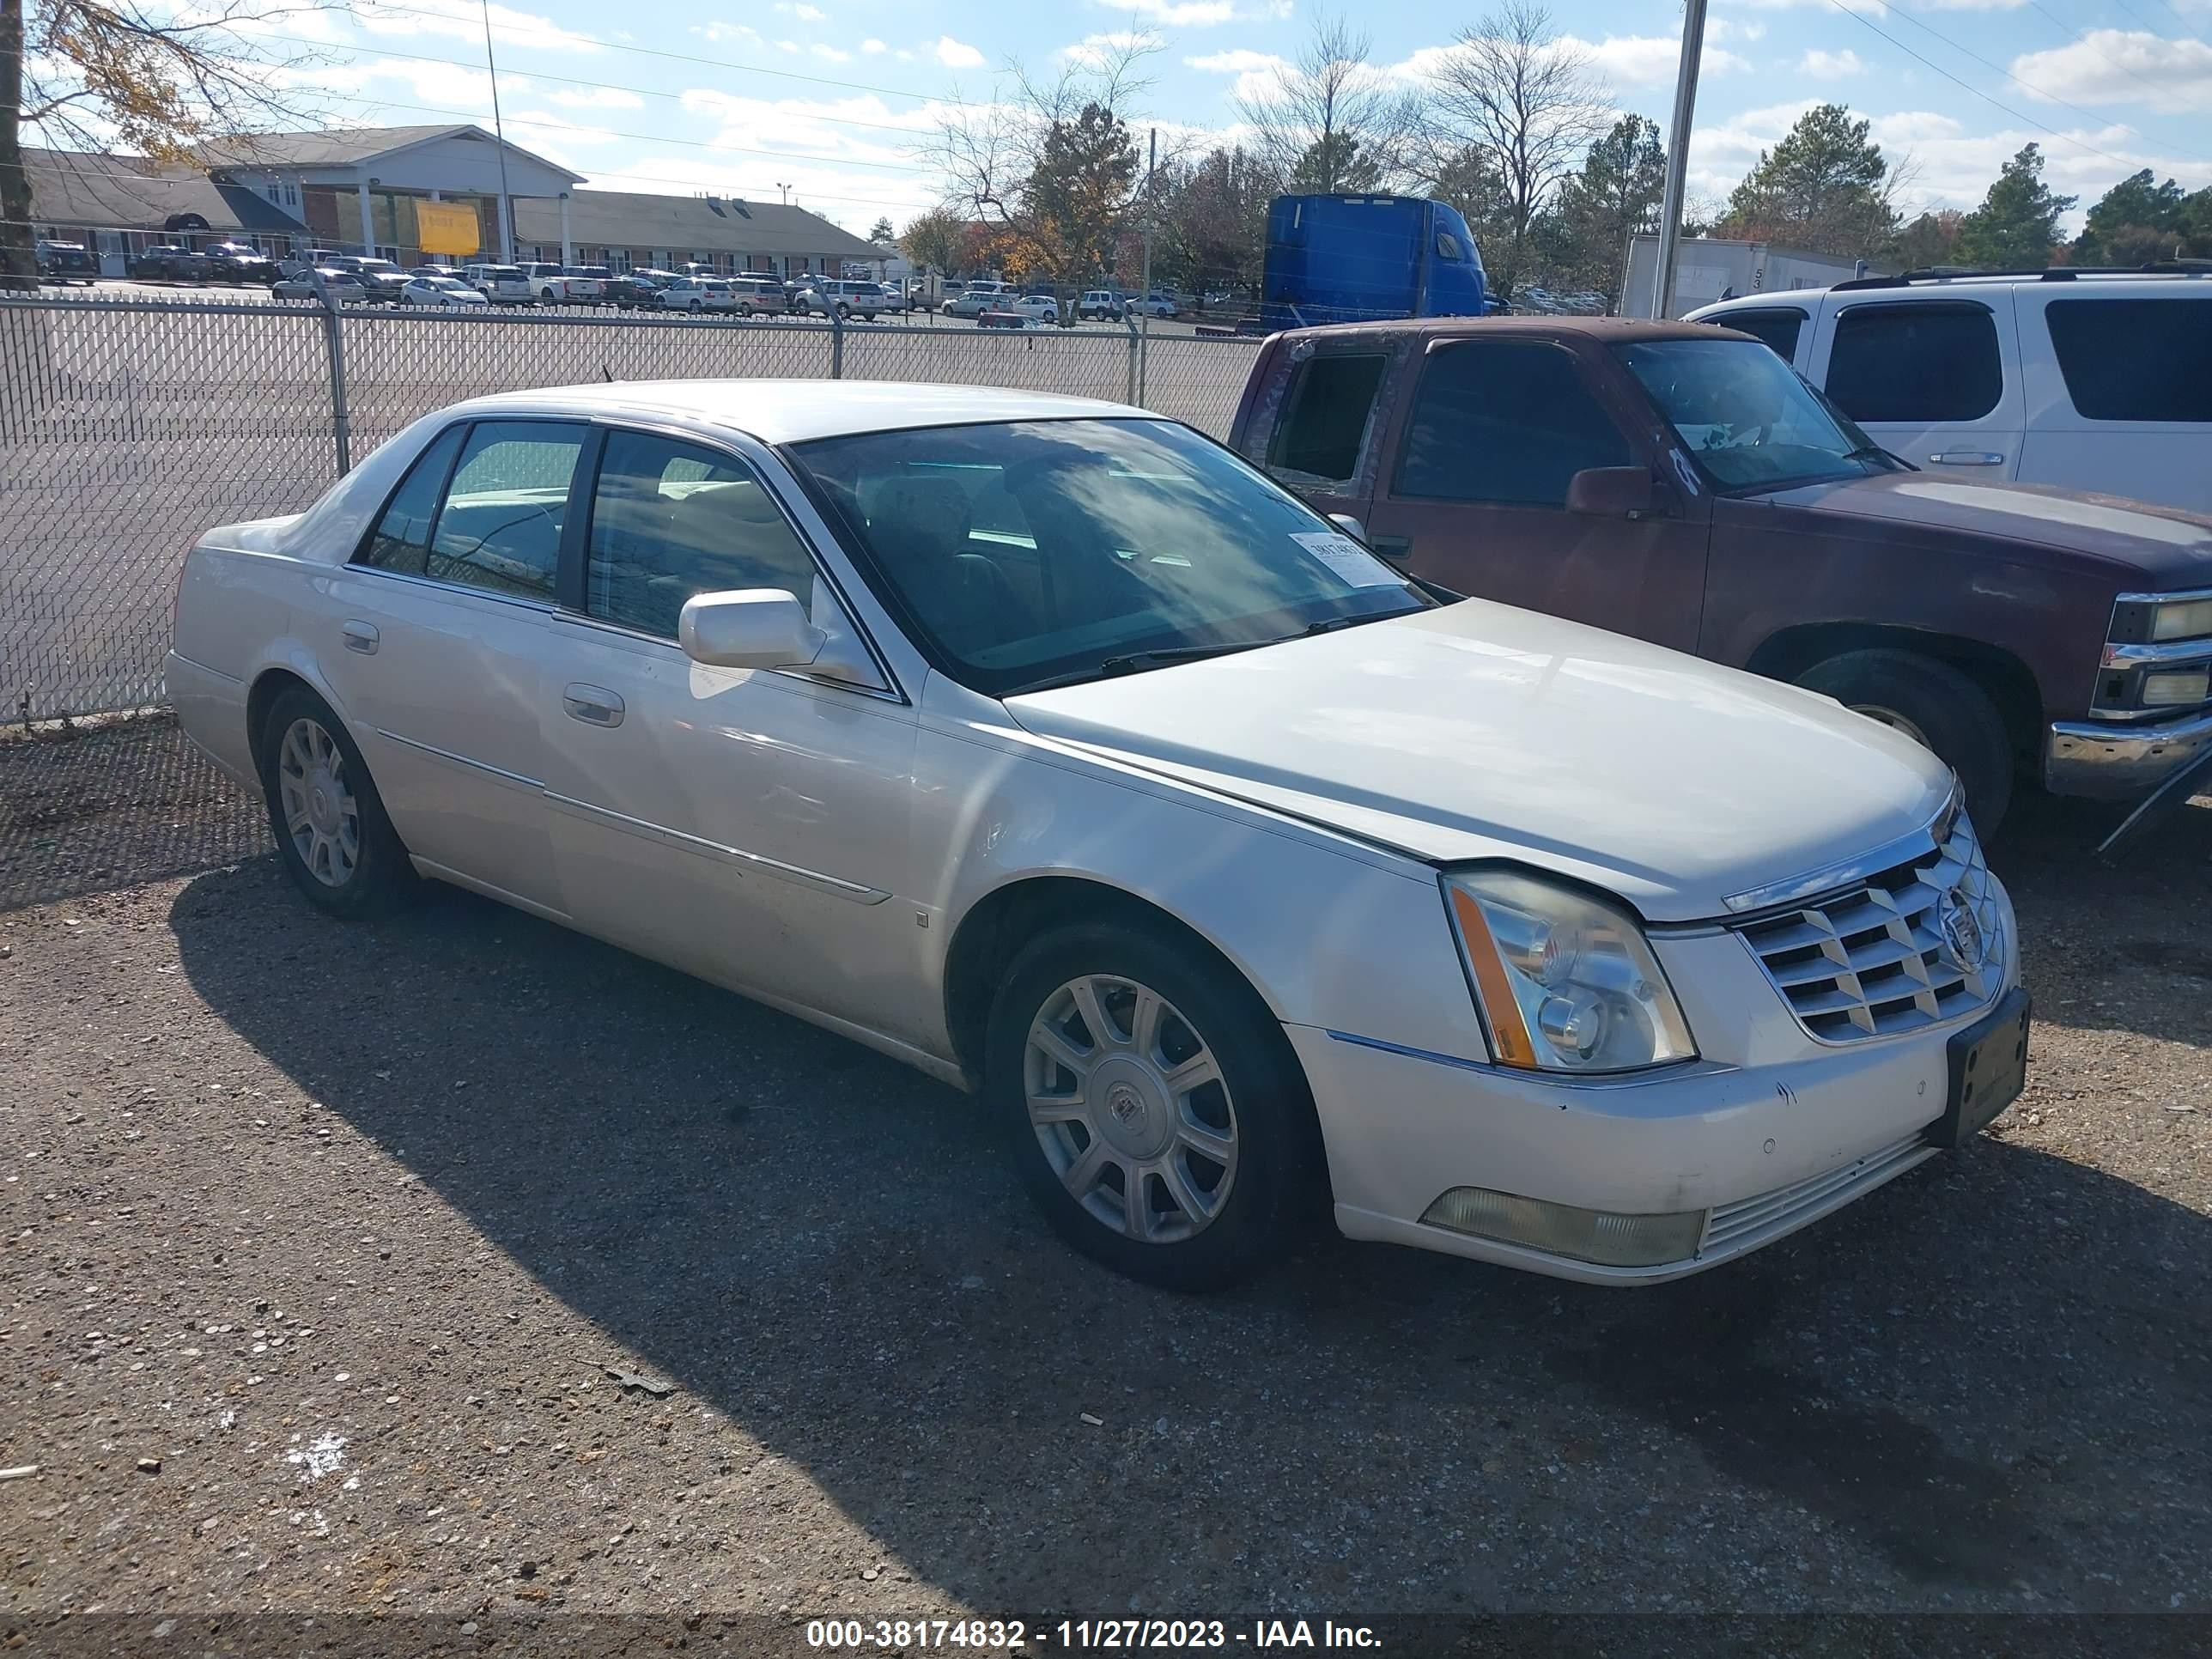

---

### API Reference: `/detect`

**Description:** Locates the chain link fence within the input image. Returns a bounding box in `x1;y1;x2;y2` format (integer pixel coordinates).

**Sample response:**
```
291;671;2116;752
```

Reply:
0;297;1262;722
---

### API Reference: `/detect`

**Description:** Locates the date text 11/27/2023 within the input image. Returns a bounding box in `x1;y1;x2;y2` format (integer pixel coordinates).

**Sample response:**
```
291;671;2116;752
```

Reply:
805;1619;1385;1649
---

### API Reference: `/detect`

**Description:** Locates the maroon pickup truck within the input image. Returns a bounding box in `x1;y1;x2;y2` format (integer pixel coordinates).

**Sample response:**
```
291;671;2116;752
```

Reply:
1228;316;2212;830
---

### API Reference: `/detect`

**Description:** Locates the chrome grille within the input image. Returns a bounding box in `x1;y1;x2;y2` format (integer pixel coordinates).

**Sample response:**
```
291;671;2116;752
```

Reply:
1735;809;2003;1043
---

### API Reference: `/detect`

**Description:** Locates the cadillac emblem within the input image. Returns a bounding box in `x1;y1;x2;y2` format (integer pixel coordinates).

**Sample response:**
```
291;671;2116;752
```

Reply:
1936;888;1983;973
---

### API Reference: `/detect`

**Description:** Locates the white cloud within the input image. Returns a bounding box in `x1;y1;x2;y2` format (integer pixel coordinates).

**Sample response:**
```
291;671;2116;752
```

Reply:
776;2;829;18
545;85;643;109
694;22;762;45
1062;31;1161;69
776;40;799;53
1567;33;1748;88
1092;0;1290;22
1186;47;1290;103
935;35;986;69
283;58;509;111
1797;47;1866;78
2009;30;2212;114
860;37;887;53
359;0;600;55
811;42;851;63
1711;17;1767;42
1915;0;2031;9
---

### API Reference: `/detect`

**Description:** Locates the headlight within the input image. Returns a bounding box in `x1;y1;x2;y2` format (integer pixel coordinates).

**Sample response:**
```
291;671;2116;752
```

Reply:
2148;598;2212;642
1444;870;1696;1073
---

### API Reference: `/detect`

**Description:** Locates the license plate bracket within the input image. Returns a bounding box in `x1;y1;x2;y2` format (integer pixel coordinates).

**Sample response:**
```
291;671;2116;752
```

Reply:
1929;987;2031;1149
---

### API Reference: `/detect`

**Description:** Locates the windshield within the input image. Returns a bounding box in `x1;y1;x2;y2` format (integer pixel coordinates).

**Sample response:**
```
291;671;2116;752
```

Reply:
1613;338;1903;492
789;418;1431;697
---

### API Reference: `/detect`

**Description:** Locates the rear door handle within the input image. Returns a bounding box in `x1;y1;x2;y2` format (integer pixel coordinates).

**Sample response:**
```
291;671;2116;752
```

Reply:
1370;535;1413;562
341;619;379;654
562;684;625;727
1929;451;2005;466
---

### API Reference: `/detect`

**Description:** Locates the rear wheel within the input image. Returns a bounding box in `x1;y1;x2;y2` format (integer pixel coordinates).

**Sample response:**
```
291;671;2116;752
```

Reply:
986;919;1322;1291
257;685;417;918
1796;648;2014;832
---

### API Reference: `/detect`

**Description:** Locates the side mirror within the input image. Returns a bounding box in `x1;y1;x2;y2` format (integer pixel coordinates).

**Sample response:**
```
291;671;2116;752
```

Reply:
1327;513;1370;546
1565;466;1658;519
678;590;825;671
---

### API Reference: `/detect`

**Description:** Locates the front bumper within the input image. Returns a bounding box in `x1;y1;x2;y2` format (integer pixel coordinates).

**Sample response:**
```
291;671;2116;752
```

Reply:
2045;707;2212;798
1291;884;2022;1285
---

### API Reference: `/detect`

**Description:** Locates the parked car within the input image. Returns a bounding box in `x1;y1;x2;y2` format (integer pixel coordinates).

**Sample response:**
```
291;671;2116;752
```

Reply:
520;262;597;303
1128;291;1180;319
725;276;788;317
463;264;535;305
166;380;2024;1291
978;295;1059;329
944;289;1008;319
327;257;410;303
269;268;368;305
203;242;281;284
1686;271;2212;515
1079;290;1127;321
410;264;465;281
1230;315;2212;830
35;240;96;283
796;279;889;319
604;272;670;309
658;278;737;313
398;274;489;309
129;244;208;283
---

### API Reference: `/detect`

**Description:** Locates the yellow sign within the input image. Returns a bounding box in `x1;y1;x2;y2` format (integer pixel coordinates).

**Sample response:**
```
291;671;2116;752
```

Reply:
416;200;482;257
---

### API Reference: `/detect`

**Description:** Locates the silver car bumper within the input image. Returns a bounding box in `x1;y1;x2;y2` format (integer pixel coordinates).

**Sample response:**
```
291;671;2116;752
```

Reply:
2045;707;2212;798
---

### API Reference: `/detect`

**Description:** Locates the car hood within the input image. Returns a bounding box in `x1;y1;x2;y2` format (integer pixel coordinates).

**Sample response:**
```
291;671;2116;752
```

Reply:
1004;601;1953;923
1766;472;2212;586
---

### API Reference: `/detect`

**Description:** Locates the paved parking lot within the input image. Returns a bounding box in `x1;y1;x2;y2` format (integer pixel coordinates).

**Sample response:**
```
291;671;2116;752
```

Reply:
3;718;2209;1637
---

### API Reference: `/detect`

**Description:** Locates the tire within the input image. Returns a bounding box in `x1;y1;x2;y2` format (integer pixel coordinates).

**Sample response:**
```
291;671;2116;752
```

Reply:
738;303;754;318
984;918;1323;1291
688;300;702;313
1796;648;2014;832
256;685;418;919
836;302;851;319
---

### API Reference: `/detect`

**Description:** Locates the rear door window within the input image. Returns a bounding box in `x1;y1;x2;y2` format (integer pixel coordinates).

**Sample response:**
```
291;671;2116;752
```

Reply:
1265;353;1389;489
1825;302;2002;422
2045;298;2212;422
1716;307;1807;362
1392;340;1632;507
356;425;465;576
425;421;587;600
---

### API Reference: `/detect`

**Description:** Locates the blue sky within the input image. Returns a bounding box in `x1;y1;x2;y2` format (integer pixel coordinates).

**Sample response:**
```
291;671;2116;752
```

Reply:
270;0;2212;235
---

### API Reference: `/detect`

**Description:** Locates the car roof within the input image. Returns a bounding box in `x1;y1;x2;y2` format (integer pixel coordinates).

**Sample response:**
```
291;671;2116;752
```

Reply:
444;380;1146;444
1275;315;1726;346
1689;271;2212;315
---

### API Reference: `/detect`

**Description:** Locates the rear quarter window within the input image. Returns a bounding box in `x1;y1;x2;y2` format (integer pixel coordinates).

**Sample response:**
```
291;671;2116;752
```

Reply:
1715;307;1808;362
2045;298;2212;422
1264;352;1389;489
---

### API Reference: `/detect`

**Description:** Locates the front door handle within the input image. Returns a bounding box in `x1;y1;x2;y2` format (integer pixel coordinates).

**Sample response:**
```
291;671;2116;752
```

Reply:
562;684;625;727
1929;451;2005;466
341;619;379;654
1370;534;1413;562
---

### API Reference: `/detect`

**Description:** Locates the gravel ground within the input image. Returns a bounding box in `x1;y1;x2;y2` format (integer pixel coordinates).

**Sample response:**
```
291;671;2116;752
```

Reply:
3;718;2209;1647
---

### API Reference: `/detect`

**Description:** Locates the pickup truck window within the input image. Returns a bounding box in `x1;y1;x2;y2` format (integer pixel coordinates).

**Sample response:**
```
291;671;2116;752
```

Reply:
1395;340;1632;507
1267;353;1388;488
426;422;587;600
1618;337;1896;493
1716;307;1806;362
2045;298;2212;422
1826;301;2002;423
585;431;818;637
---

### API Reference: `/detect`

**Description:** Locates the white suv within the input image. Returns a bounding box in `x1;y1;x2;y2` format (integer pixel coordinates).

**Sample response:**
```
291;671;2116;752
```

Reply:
1689;272;2212;514
798;279;888;319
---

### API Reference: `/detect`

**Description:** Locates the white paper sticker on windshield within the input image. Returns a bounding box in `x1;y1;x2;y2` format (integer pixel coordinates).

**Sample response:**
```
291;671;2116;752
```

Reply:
1291;531;1401;588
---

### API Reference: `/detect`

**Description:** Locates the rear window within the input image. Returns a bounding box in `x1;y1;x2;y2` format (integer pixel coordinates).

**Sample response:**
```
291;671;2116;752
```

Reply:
2045;298;2212;422
1717;307;1808;362
1826;302;2002;423
1265;353;1389;489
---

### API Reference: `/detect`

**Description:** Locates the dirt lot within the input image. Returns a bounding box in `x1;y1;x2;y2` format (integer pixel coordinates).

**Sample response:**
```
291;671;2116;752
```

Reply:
2;718;2209;1647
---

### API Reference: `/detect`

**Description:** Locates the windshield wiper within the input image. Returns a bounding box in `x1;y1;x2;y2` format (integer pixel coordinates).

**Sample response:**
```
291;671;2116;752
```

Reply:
1842;443;1912;470
1096;640;1269;676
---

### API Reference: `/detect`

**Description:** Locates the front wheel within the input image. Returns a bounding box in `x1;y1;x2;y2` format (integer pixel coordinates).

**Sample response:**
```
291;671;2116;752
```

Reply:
1796;648;2014;832
257;686;418;917
986;920;1322;1290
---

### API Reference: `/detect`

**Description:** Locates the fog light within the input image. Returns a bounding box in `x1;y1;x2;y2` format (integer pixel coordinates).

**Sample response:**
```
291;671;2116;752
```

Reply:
2142;668;2211;707
1420;1187;1706;1267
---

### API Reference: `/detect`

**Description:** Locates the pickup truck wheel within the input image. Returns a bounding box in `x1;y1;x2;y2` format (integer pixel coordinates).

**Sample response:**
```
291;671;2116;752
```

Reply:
1796;649;2014;832
985;919;1322;1291
257;686;418;919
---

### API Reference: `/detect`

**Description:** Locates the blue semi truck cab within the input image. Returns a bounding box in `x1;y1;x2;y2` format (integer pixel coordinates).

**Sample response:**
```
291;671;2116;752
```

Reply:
1260;194;1489;331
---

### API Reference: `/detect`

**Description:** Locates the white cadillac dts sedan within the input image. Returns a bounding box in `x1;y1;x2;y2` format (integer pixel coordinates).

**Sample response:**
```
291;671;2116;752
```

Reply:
167;380;2028;1290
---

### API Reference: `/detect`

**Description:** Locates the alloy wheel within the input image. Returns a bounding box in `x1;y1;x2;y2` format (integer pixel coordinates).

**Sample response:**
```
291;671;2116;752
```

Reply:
276;717;361;888
1024;975;1239;1243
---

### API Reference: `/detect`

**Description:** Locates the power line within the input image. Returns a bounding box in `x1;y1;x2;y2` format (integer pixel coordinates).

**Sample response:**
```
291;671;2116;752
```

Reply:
1820;0;2161;170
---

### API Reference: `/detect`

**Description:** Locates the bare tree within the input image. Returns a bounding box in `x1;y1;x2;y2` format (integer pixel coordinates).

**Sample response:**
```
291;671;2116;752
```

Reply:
1423;1;1610;300
924;34;1161;286
1237;14;1423;197
3;0;335;283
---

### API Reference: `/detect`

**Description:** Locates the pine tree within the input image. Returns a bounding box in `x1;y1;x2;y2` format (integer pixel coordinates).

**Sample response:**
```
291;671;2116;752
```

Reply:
1719;104;1898;258
1951;144;2074;270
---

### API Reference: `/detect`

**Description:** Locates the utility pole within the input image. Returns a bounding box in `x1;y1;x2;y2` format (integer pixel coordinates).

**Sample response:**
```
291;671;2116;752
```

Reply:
1138;126;1155;407
481;0;515;263
1650;0;1708;321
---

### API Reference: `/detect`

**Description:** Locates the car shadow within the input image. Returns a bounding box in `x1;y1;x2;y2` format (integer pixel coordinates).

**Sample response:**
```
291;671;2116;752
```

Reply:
170;860;2212;1611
